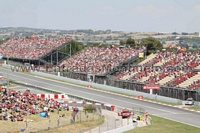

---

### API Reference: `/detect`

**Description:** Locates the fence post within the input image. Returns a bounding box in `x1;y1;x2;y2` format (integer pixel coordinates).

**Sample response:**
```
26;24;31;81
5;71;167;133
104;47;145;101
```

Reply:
48;119;51;130
93;109;94;121
107;122;109;131
99;126;101;133
115;119;117;129
79;111;81;122
149;116;152;125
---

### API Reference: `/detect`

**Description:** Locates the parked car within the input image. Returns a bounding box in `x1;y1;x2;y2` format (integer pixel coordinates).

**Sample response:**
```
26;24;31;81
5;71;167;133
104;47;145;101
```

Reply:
185;98;195;105
118;108;132;119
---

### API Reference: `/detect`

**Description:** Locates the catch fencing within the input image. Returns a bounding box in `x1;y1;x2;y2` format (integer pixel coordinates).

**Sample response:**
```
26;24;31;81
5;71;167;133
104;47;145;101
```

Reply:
4;105;147;133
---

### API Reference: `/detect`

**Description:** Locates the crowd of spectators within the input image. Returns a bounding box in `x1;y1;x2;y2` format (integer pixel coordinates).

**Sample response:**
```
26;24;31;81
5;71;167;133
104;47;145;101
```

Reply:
60;46;144;75
0;37;70;59
0;88;67;122
189;80;200;90
114;66;137;79
117;51;200;88
162;52;200;68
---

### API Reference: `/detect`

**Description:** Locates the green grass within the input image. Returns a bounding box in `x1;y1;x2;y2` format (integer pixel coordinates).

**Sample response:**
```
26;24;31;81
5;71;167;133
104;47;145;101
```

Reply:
0;109;104;133
144;97;180;105
183;106;200;111
124;115;200;133
39;116;104;133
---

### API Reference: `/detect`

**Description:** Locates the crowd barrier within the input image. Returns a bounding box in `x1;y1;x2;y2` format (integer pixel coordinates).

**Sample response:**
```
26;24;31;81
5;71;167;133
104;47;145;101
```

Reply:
36;93;68;99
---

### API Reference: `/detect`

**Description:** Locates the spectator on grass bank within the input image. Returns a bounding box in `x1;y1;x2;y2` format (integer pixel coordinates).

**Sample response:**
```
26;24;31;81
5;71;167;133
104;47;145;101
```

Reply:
0;87;62;122
144;112;149;125
57;116;61;126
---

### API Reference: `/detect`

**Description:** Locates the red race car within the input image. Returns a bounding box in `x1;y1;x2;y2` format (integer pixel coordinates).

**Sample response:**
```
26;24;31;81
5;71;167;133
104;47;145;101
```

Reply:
118;108;132;119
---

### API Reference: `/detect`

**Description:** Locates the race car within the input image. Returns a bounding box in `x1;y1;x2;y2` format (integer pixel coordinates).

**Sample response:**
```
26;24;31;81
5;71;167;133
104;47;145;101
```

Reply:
118;108;132;119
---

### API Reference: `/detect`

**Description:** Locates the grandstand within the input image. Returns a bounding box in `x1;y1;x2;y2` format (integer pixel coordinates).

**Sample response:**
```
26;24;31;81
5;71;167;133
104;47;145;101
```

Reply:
0;37;71;65
59;46;144;75
1;37;200;101
113;51;200;101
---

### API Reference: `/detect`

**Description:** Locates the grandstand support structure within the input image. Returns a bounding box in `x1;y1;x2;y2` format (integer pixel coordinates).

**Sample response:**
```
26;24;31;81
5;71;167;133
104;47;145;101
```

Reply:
39;42;71;66
2;42;71;67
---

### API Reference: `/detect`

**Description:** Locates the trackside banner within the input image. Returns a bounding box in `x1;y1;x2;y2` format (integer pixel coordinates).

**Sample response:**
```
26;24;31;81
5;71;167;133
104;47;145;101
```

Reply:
142;84;160;89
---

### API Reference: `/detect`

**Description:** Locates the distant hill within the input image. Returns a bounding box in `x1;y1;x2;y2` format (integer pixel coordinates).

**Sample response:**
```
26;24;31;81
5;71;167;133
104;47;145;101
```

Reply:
0;27;199;47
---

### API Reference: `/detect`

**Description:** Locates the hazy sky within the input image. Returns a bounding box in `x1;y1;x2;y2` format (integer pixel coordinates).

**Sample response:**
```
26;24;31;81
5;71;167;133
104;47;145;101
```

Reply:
1;0;200;32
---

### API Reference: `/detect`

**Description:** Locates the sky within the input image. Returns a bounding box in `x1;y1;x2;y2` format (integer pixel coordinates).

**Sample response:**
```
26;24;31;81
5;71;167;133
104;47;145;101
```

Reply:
0;0;200;32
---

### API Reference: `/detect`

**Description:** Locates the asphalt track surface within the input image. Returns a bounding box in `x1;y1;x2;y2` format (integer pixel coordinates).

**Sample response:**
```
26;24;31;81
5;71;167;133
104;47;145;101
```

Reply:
0;68;200;128
10;85;52;94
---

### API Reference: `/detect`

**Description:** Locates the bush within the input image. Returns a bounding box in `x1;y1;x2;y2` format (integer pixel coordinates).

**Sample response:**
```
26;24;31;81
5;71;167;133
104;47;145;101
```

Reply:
83;105;96;113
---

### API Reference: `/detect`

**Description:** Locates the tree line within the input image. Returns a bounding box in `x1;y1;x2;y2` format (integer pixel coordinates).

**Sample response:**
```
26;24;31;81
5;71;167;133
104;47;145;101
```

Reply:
120;37;163;55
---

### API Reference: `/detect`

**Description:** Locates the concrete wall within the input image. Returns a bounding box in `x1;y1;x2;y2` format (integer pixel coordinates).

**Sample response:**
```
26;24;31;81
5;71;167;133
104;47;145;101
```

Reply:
102;123;137;133
31;71;183;104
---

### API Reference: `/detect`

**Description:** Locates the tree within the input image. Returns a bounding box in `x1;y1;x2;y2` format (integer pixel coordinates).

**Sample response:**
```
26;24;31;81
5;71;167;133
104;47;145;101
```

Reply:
126;38;135;47
0;40;4;45
141;37;163;55
0;38;9;45
66;40;84;55
192;44;198;49
119;39;126;46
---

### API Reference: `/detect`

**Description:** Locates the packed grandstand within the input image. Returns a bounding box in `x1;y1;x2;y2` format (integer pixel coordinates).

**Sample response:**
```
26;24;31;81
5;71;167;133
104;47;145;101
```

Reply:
59;46;144;75
115;51;200;90
0;37;200;99
0;37;71;59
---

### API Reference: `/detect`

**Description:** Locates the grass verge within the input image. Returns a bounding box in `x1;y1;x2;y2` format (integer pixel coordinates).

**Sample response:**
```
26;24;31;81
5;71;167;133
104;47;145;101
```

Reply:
124;115;200;133
0;110;104;133
183;106;200;111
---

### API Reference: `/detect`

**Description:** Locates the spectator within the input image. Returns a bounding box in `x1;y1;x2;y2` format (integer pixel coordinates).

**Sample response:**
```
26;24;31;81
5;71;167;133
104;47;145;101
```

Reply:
0;37;70;60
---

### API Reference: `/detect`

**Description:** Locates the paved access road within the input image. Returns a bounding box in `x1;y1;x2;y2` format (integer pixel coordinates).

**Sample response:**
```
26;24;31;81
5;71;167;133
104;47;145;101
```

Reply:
0;68;200;127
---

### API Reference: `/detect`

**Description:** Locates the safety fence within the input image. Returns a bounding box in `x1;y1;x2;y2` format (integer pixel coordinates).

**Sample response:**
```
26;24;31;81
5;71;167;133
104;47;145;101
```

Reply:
2;79;149;133
2;105;148;133
3;107;102;133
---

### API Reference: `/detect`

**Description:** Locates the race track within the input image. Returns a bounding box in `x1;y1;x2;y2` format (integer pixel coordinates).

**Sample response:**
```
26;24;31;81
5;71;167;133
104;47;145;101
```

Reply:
0;68;200;127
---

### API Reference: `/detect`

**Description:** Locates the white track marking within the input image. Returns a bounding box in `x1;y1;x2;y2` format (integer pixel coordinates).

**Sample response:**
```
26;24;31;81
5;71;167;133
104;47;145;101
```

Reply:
2;71;179;114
